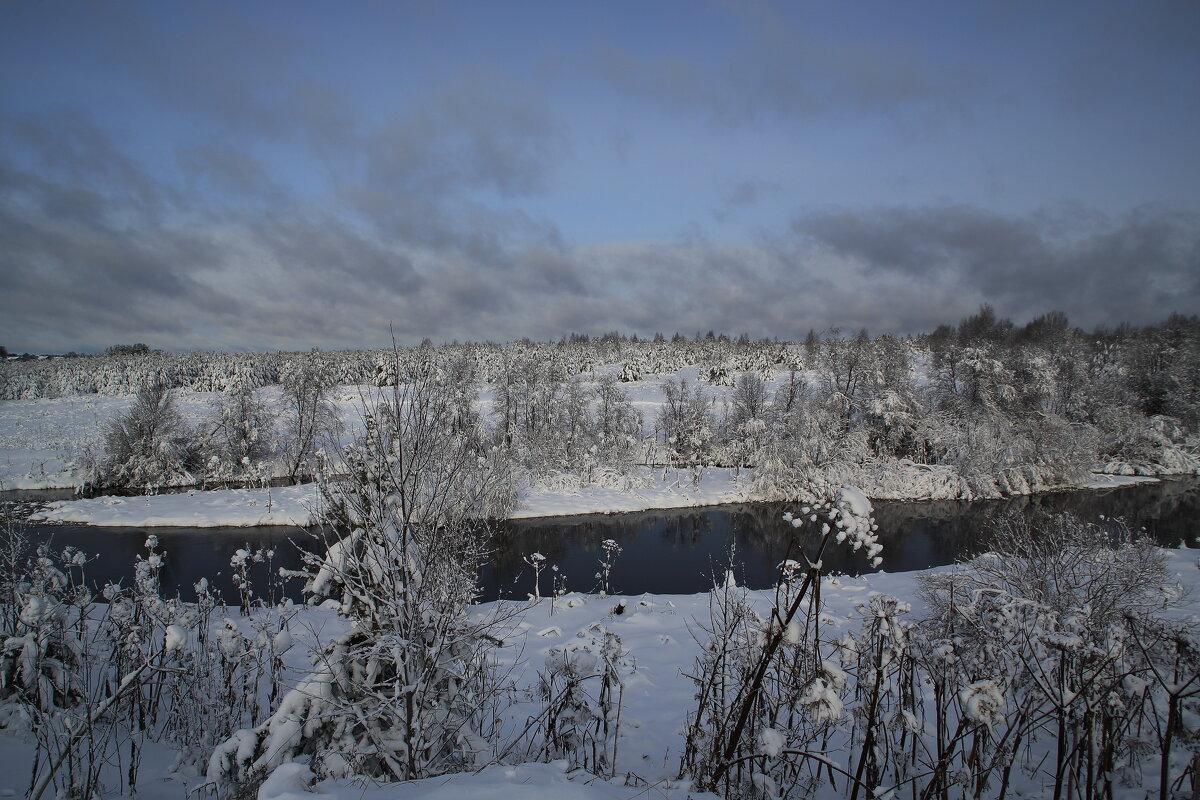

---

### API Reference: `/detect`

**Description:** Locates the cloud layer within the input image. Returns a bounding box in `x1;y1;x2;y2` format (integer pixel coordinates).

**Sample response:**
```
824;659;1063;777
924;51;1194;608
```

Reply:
1;1;1198;352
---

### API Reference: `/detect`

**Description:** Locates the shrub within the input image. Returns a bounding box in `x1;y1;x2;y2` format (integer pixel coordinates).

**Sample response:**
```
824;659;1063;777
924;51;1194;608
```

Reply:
99;383;202;490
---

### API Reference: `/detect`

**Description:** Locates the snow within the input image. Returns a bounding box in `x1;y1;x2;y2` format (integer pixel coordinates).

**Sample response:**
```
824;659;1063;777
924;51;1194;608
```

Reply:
0;394;132;489
0;548;1196;800
25;466;746;527
759;727;786;758
163;624;187;651
258;761;718;800
30;485;320;527
25;463;1166;527
1080;473;1159;489
515;466;749;518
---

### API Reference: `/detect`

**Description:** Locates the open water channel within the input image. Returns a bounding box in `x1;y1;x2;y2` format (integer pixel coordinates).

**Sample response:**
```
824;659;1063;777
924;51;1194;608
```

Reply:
7;478;1199;604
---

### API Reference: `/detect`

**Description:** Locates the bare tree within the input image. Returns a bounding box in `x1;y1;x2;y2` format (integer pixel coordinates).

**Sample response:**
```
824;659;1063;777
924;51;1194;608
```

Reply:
279;350;341;483
207;387;277;479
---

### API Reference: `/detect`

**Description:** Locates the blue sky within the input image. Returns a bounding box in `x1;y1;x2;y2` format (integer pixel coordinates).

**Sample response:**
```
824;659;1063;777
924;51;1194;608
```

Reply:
2;0;1198;352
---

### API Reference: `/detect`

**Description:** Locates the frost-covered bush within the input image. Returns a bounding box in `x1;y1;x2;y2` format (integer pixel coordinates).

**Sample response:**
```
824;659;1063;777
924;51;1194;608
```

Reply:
751;395;868;502
683;506;1198;800
0;524;287;800
97;383;204;490
513;628;628;776
915;513;1196;800
492;359;642;483
208;360;516;792
680;487;879;796
278;351;341;483
657;379;714;465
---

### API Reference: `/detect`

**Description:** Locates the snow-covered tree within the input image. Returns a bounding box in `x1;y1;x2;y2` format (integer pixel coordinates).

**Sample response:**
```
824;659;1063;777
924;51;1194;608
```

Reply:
657;379;713;465
206;387;278;479
98;383;203;490
209;359;516;791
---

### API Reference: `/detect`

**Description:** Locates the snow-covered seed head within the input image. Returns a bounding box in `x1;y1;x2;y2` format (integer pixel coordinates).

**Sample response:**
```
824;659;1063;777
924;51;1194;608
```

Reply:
960;680;1005;728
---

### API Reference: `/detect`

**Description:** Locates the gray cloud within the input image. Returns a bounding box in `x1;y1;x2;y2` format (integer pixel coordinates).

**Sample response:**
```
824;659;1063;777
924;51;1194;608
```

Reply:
793;203;1200;331
713;180;784;222
176;143;288;204
587;5;978;129
361;73;565;201
1;70;1196;354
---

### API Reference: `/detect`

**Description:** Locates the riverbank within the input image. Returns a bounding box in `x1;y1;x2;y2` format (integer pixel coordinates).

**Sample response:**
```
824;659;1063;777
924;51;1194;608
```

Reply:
20;467;1162;528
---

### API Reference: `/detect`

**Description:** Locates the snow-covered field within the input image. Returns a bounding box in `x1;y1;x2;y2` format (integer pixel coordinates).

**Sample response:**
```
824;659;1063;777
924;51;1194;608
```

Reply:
1;549;1195;800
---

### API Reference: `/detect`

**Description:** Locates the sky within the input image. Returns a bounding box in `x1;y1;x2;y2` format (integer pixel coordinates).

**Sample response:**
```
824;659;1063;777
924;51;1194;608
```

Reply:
1;0;1198;353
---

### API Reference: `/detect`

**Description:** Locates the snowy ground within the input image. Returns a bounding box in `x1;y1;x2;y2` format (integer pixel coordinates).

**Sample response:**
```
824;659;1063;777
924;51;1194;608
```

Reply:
25;468;1163;528
1;548;1195;800
28;484;322;527
26;466;750;526
0;386;370;491
1079;473;1159;489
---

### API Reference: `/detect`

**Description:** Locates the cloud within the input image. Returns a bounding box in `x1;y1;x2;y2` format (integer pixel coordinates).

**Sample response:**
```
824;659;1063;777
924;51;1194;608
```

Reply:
2;107;1196;353
175;143;288;204
361;73;565;201
793;203;1200;331
3;148;1198;352
586;4;978;129
714;179;784;222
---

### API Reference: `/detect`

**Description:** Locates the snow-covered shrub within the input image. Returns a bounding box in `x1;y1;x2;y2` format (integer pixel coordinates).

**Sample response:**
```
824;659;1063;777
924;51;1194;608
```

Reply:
657;379;714;466
592;374;643;475
751;395;867;503
838;595;916;796
594;539;622;597
705;362;734;387
230;545;281;615
97;382;204;491
492;360;642;483
491;353;569;468
680;487;879;796
0;537;86;713
915;513;1194;800
0;522;290;800
516;628;628;776
208;360;517;792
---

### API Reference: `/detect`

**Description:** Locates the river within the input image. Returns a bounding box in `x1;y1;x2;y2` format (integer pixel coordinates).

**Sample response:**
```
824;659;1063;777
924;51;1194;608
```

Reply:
9;477;1199;603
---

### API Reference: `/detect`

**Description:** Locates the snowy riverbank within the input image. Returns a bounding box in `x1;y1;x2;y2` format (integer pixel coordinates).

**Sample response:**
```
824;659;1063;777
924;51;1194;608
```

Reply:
23;469;1161;528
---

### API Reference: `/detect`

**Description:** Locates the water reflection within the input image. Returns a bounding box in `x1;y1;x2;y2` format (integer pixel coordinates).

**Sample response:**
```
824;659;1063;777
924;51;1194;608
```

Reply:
485;478;1200;599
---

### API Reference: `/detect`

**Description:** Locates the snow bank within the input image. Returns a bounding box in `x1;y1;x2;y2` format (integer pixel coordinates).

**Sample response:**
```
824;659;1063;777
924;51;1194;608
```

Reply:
260;761;717;800
1080;473;1159;489
27;464;1169;529
30;485;320;527
514;466;749;518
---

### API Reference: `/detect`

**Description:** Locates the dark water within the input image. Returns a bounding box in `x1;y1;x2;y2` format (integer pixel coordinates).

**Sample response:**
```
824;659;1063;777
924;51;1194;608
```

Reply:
486;478;1200;599
13;478;1200;604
